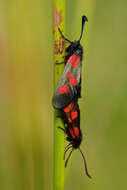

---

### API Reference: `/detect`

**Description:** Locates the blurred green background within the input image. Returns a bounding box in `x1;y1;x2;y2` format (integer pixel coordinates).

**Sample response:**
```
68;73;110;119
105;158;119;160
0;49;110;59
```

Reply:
0;0;127;190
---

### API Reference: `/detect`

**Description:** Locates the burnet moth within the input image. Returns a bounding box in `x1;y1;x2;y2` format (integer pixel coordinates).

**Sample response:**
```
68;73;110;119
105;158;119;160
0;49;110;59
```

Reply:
52;16;91;178
59;100;91;178
52;15;88;109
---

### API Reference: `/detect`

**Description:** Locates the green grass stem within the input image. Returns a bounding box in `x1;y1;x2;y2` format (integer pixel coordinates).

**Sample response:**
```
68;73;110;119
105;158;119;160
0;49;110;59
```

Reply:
53;0;66;190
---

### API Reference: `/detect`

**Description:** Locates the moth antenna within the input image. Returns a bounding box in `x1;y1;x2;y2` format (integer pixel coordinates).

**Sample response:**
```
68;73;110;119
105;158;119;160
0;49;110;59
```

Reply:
79;15;88;42
65;148;74;167
58;28;72;43
64;145;73;160
78;147;92;178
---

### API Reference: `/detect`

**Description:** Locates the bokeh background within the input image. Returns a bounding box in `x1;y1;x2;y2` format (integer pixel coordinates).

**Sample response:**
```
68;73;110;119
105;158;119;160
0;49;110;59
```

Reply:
0;0;127;190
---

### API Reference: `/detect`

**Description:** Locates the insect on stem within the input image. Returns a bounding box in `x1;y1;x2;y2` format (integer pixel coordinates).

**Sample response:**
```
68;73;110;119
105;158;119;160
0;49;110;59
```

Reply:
52;15;91;179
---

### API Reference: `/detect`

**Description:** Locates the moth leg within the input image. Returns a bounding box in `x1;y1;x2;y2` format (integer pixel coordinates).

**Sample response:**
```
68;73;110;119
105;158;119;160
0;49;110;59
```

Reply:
65;142;72;151
55;61;65;65
58;126;66;133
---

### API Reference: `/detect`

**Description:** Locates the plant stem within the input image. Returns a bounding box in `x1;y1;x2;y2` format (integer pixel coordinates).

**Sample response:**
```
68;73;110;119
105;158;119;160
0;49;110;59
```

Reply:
53;0;66;190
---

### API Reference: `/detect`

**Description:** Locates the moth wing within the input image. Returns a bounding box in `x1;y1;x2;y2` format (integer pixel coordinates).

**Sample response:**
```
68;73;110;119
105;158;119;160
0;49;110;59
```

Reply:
52;54;82;109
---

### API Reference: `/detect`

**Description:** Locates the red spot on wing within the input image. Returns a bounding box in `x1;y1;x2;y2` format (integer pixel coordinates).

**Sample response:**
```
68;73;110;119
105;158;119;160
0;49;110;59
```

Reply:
72;56;79;67
67;54;76;65
69;128;75;139
63;106;70;113
71;111;78;120
63;103;73;113
66;71;71;77
74;127;79;137
69;76;77;86
59;85;69;94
